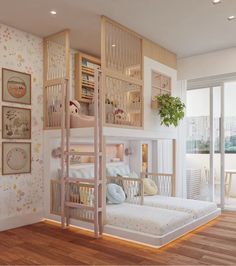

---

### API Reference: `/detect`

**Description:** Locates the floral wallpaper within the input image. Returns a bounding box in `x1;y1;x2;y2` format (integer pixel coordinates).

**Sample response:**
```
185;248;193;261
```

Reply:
0;24;44;219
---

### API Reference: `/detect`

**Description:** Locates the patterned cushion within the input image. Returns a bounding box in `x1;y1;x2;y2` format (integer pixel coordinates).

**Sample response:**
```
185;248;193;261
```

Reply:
106;183;126;204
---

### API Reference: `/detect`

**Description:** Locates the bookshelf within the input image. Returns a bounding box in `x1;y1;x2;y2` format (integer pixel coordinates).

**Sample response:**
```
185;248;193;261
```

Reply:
75;52;101;103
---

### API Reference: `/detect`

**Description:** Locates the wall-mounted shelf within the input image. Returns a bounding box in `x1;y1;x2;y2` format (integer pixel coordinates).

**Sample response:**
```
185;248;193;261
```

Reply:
68;143;124;165
75;52;101;104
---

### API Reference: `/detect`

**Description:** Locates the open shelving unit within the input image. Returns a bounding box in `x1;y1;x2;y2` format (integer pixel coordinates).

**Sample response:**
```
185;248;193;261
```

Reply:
75;52;101;103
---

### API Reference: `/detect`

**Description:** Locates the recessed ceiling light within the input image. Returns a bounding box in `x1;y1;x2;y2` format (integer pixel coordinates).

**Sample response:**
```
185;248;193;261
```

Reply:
111;44;116;47
212;0;221;4
228;15;236;21
50;10;57;15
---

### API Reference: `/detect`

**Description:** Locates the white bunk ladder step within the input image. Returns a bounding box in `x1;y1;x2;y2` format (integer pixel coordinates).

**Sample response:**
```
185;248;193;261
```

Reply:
65;178;102;185
60;69;103;239
66;151;102;156
65;202;102;212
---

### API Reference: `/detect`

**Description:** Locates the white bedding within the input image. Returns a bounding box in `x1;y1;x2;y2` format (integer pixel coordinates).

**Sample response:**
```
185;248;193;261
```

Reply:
106;203;193;236
143;195;217;219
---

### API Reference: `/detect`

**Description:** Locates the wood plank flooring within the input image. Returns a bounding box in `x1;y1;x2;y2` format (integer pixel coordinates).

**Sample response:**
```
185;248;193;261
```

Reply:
0;211;236;265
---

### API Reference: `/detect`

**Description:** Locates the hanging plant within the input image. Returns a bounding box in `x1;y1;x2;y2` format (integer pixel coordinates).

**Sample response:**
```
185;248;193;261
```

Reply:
154;94;185;127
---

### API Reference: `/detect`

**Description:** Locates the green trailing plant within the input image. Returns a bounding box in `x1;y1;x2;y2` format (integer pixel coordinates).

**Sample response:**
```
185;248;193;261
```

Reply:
154;94;185;127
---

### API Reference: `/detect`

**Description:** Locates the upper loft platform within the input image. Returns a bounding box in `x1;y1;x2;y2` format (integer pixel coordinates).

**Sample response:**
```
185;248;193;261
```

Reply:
43;18;178;136
44;126;178;140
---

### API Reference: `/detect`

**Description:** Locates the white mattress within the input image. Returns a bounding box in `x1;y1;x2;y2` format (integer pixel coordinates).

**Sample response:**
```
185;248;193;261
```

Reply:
106;203;193;236
144;195;217;219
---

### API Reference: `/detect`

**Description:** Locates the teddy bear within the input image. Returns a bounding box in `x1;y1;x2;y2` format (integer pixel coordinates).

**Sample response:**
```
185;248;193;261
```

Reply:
69;100;81;115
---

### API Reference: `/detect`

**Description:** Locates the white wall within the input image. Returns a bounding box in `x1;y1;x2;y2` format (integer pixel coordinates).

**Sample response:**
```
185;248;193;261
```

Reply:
178;47;236;81
144;56;178;136
144;57;185;197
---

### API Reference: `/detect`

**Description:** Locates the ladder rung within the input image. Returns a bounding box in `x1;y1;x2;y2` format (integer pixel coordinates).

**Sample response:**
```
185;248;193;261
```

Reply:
66;151;102;156
66;178;94;184
65;202;103;213
65;178;102;185
65;202;94;210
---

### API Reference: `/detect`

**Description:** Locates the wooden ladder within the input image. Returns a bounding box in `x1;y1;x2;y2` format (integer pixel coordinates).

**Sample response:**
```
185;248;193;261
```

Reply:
60;69;103;238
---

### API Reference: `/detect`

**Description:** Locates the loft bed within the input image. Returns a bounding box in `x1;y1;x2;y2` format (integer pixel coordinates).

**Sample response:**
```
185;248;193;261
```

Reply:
44;27;220;247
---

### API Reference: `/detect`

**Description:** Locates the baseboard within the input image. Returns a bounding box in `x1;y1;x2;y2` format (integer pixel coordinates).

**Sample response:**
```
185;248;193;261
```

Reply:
0;211;44;231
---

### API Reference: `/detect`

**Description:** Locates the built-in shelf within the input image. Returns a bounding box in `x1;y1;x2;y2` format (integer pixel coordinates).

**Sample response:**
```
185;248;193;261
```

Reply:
69;143;124;165
75;52;101;104
142;143;148;172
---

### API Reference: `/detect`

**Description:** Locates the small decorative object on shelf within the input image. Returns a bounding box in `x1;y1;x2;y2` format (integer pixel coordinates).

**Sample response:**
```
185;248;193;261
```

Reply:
75;52;101;104
153;94;185;127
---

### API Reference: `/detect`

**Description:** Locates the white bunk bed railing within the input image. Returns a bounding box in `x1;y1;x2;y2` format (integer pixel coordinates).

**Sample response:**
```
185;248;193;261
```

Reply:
106;176;143;205
51;180;95;222
141;172;175;197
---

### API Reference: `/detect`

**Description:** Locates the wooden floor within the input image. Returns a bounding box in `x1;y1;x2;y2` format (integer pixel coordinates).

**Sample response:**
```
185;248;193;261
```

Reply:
0;212;236;265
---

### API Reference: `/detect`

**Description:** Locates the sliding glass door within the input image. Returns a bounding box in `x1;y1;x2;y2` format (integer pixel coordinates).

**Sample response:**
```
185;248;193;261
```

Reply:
186;88;211;201
224;81;236;209
186;85;224;206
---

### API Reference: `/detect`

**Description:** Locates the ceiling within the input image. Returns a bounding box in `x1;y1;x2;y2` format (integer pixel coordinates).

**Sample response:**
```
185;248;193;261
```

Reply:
0;0;235;58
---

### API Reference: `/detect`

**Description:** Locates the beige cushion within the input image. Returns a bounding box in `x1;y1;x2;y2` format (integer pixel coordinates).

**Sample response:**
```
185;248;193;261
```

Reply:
143;178;158;196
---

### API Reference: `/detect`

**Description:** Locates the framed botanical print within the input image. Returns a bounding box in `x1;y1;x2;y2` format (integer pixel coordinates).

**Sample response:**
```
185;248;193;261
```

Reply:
2;106;31;139
2;142;31;175
2;68;31;105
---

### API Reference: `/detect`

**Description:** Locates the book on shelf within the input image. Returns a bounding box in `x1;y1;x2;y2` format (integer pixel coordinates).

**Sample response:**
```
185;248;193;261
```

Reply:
82;58;100;70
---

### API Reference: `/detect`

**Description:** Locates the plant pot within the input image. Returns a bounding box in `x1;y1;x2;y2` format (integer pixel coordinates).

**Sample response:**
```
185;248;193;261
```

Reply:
151;100;159;110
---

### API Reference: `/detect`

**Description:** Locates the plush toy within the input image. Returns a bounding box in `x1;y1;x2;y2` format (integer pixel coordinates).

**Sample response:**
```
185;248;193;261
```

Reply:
70;100;81;115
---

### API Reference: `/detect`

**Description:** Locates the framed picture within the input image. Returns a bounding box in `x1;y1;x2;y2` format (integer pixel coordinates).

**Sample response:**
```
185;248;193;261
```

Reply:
2;68;31;105
2;142;31;175
2;106;31;139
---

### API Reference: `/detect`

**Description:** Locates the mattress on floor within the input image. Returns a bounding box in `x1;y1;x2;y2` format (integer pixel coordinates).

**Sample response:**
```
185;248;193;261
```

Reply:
106;203;193;236
143;195;217;219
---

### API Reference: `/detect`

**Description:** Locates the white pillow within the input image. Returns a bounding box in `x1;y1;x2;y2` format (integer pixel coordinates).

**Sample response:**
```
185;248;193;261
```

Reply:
117;164;130;176
106;164;130;177
69;167;94;179
106;166;119;177
129;171;139;179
